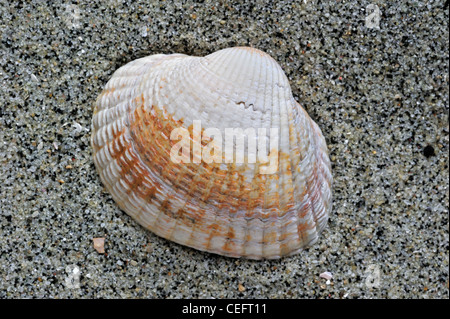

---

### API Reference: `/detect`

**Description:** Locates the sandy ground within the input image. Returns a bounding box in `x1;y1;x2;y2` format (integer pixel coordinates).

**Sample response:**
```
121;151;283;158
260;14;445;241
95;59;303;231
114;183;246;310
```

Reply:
0;0;448;298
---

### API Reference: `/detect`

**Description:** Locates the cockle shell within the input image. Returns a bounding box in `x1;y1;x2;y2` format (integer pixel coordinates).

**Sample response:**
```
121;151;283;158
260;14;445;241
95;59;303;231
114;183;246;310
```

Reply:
91;47;332;259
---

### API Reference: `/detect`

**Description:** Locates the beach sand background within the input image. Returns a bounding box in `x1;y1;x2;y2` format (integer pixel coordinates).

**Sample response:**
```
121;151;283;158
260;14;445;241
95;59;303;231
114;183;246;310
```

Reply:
0;0;448;298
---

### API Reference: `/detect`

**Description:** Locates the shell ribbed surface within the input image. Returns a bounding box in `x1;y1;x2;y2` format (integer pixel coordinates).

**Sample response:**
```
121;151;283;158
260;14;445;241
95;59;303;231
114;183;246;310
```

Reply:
91;47;332;259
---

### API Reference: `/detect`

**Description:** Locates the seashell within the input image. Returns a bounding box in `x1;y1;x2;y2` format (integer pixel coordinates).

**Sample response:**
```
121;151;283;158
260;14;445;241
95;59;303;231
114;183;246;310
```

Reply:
91;47;332;259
